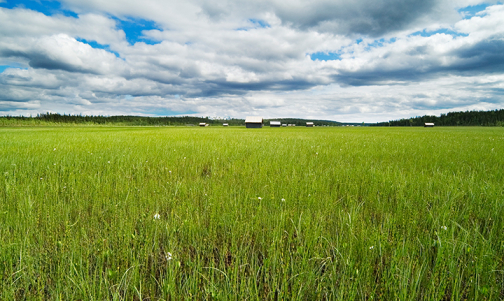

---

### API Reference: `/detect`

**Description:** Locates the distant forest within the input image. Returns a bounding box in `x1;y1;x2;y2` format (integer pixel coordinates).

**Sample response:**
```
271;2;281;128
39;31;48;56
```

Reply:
373;109;504;126
2;109;504;127
0;113;340;127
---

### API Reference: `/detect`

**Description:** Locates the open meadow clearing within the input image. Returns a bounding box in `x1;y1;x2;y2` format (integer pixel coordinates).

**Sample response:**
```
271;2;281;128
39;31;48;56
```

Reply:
1;126;503;300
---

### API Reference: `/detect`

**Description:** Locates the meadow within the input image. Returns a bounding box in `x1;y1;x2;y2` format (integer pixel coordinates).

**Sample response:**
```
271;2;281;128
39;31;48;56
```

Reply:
0;126;503;300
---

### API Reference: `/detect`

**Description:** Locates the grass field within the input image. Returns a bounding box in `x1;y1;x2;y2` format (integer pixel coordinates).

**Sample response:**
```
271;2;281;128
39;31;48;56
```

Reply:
1;126;503;300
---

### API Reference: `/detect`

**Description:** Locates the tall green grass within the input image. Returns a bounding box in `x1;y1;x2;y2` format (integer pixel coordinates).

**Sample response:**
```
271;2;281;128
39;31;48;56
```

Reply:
1;126;503;300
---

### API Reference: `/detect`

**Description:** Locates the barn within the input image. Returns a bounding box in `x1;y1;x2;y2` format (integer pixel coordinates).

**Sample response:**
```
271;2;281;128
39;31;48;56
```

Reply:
424;123;435;127
223;123;229;126
245;116;263;128
199;123;206;127
306;122;314;127
270;121;281;127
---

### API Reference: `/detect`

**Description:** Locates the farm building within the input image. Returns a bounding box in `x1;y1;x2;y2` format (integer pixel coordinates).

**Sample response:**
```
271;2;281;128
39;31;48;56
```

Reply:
306;122;314;127
282;124;287;127
270;121;281;127
245;116;263;128
424;123;435;127
223;123;229;126
199;123;206;127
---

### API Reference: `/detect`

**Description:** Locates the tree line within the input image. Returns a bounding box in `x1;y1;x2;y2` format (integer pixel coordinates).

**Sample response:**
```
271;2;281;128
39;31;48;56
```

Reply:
0;113;340;126
0;113;243;126
373;109;504;126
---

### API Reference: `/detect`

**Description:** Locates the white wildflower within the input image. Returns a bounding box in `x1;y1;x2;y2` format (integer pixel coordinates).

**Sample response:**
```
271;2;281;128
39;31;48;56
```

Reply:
258;197;262;200
154;213;161;220
166;252;173;261
369;246;374;250
281;198;285;202
441;226;447;230
53;148;56;151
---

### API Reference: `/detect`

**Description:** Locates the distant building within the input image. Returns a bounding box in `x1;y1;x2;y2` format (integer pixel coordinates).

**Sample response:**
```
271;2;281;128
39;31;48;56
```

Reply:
424;123;435;127
270;121;281;127
223;123;229;126
199;123;206;127
288;124;296;127
306;122;314;127
245;116;263;128
282;124;287;127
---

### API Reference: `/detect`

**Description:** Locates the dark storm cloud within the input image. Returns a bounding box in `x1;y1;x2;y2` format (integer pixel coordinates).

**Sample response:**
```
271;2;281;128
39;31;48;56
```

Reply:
332;36;504;87
274;0;438;36
190;78;318;97
451;39;504;73
1;48;99;74
197;0;439;37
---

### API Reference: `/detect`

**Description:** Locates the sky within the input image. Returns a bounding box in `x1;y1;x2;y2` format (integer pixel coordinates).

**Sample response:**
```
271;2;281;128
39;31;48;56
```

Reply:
1;0;504;122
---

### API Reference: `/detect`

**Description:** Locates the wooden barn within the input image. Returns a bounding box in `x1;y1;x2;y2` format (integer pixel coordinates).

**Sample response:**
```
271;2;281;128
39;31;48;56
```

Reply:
270;121;281;127
245;116;263;128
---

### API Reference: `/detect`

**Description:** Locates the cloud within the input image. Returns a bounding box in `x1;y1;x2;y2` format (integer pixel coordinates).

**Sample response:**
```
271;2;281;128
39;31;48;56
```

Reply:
0;1;504;122
1;34;125;74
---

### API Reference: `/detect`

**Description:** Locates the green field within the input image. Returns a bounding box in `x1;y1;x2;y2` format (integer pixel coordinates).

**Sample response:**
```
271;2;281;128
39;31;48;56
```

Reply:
1;126;503;300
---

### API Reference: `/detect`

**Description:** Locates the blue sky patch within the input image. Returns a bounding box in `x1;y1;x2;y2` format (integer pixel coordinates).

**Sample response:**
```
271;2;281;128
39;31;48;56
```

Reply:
364;38;385;50
0;0;77;17
360;37;397;51
458;3;492;19
113;17;162;45
143;108;197;116
76;38;121;57
236;19;270;31
410;28;468;38
249;19;270;28
0;65;27;73
310;52;341;61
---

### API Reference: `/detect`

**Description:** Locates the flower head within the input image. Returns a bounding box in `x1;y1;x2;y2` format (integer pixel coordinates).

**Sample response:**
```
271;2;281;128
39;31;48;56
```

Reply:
166;252;173;261
441;226;448;230
153;213;161;220
258;197;262;200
